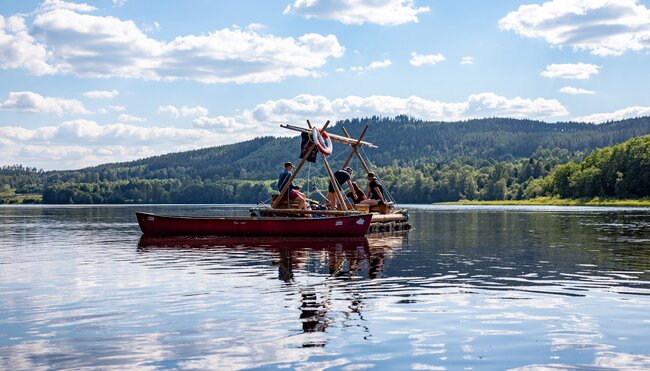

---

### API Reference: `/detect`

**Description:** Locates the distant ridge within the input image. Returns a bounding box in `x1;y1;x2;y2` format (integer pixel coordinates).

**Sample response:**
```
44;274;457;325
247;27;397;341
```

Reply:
52;115;650;181
2;115;650;204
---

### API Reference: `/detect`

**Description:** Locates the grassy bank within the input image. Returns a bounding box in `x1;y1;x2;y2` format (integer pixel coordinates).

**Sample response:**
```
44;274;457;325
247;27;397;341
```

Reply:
440;197;650;207
0;189;42;204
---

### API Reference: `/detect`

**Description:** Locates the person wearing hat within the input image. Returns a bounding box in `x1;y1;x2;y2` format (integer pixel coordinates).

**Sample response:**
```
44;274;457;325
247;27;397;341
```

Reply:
360;172;387;206
327;167;354;210
277;162;307;210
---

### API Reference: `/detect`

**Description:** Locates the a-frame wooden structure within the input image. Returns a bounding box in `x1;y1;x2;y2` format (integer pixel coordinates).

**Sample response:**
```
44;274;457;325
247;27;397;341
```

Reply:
264;120;377;216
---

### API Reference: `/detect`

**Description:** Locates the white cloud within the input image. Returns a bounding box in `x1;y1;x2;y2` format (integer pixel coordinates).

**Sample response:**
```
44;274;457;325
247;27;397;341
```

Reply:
0;15;57;75
368;59;392;70
0;92;570;169
574;106;650;123
461;56;474;65
284;0;430;26
499;0;650;56
83;90;119;99
410;52;445;66
247;23;265;31
117;114;146;123
559;86;595;95
0;119;244;169
97;105;125;114
141;21;160;34
541;63;601;79
0;3;344;84
204;93;569;133
112;0;127;8
158;105;209;118
350;59;392;73
0;91;90;115
193;116;247;132
465;92;569;119
39;0;96;13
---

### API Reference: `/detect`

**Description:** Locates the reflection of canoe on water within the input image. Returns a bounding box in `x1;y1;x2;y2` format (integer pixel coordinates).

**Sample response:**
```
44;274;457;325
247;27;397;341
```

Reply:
135;212;372;237
137;234;370;251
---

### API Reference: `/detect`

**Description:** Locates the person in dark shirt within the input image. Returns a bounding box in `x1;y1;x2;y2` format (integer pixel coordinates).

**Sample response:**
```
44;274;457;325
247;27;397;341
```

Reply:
361;172;387;206
327;167;354;210
277;162;307;210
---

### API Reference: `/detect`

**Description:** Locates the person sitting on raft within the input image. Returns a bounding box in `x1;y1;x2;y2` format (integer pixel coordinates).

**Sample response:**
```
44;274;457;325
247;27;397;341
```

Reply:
360;172;387;206
277;162;307;210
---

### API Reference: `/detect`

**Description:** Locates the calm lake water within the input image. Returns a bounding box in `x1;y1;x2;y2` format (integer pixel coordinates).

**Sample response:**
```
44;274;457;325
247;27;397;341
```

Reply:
1;205;650;370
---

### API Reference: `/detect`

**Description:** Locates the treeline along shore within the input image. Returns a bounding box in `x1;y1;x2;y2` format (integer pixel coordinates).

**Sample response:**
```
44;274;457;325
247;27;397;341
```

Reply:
2;115;650;205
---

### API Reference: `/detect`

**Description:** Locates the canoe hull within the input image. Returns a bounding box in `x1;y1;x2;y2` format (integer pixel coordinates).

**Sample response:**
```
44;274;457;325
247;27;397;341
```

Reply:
136;212;372;237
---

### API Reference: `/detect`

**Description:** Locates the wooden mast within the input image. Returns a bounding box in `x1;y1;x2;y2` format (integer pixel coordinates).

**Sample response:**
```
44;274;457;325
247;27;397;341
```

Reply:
341;125;371;175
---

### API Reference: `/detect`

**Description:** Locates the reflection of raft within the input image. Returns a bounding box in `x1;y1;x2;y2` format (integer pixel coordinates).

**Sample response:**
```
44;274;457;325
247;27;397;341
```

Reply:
137;234;370;251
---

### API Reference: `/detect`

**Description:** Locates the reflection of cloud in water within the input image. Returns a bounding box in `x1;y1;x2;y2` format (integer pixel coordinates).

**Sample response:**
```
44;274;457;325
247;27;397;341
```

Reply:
509;351;650;370
409;331;446;356
177;337;324;370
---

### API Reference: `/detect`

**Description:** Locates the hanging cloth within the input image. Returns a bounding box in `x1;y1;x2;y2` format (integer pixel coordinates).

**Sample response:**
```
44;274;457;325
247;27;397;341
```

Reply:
300;132;318;163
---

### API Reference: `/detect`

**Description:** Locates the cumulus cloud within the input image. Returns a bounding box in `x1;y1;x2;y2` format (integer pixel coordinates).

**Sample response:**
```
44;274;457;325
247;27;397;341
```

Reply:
499;0;650;56
0;15;57;75
0;91;90;115
117;113;146;123
284;0;430;25
0;2;344;84
410;52;445;66
247;23;264;31
461;56;474;65
541;63;601;79
0;119;243;169
1;92;571;169
574;106;650;123
559;86;595;95
83;90;119;99
97;105;125;114
39;0;96;13
158;105;209;118
193;116;247;132
196;93;569;135
349;59;392;73
368;59;392;70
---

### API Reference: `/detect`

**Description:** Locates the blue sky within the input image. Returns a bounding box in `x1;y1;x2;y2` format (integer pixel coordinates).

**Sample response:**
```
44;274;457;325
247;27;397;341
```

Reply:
1;0;650;170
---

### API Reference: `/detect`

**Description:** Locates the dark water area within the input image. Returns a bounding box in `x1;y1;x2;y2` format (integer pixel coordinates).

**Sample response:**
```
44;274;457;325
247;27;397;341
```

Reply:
1;205;650;370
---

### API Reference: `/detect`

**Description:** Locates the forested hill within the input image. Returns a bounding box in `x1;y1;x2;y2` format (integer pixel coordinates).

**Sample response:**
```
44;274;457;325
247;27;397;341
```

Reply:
29;115;650;183
3;115;650;204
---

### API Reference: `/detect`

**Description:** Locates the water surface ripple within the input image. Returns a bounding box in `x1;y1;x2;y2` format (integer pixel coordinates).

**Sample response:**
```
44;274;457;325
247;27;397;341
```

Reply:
1;205;650;370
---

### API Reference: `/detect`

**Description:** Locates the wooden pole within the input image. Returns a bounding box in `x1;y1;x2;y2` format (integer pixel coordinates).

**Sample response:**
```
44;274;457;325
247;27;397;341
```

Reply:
272;143;315;209
341;127;372;174
281;124;377;148
322;155;348;211
257;208;363;216
272;120;330;209
341;125;369;171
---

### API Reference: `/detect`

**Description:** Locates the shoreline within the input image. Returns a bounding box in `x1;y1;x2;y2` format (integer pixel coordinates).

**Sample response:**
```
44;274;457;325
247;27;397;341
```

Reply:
438;197;650;207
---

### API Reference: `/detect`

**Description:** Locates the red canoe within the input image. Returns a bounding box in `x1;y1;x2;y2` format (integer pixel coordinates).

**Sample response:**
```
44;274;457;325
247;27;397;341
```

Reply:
135;212;373;237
